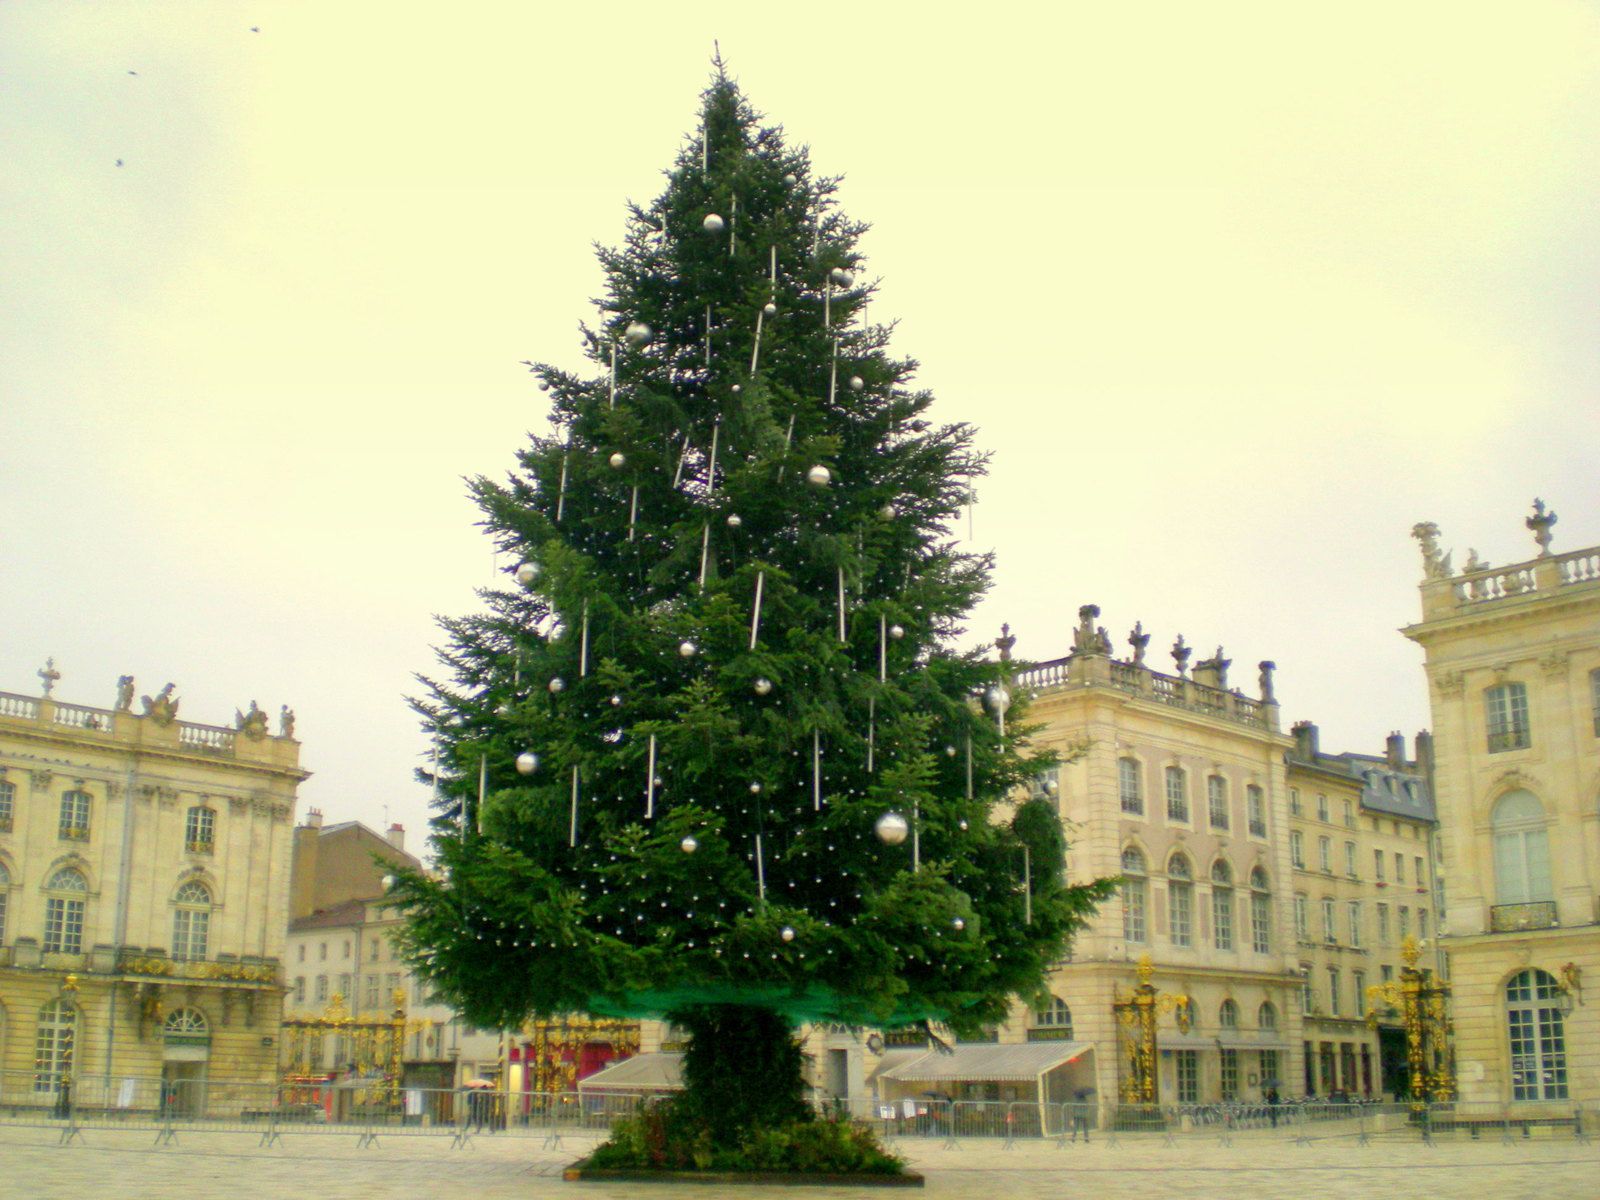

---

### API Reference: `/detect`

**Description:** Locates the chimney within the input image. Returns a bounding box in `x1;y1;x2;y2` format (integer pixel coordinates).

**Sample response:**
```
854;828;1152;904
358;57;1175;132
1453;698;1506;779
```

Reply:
1414;730;1434;774
1291;720;1319;762
385;823;405;852
304;807;323;829
1385;732;1406;769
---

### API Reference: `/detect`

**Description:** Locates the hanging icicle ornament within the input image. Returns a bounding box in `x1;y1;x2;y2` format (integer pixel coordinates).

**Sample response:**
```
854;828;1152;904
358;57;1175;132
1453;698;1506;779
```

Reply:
753;677;773;696
679;640;698;658
625;321;652;345
548;677;566;694
781;926;796;943
807;465;832;487
609;451;626;469
703;213;725;233
516;751;539;775
849;375;865;391
515;561;540;586
680;835;698;854
875;812;910;845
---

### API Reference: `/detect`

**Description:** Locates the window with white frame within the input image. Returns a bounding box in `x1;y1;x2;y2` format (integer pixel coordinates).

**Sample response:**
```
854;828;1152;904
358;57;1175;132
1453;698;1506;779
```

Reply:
1398;906;1410;939
1344;841;1357;877
1492;790;1551;904
43;868;87;953
1220;1046;1239;1100
1168;854;1193;947
1247;785;1266;837
0;778;13;831
58;789;91;841
1121;848;1147;943
1258;1001;1278;1030
1207;776;1229;830
1219;998;1239;1028
1353;970;1367;1018
1249;868;1271;953
33;999;77;1092
1289;788;1302;816
293;976;306;1003
1418;909;1429;939
1211;860;1234;951
1343;799;1354;828
1175;1049;1199;1103
1318;836;1331;872
1316;793;1329;822
185;806;216;853
1327;967;1342;1016
1395;852;1404;882
1485;682;1531;752
1374;849;1385;881
171;880;212;961
1119;758;1143;815
1507;969;1568;1101
1293;894;1308;940
1165;767;1189;822
1347;900;1361;947
1030;997;1073;1040
315;974;328;1002
1377;902;1390;943
1321;896;1336;943
1290;830;1305;869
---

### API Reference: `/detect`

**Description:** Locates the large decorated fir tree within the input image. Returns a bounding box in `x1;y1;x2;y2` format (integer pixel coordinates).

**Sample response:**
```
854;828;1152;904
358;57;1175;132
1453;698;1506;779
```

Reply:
396;65;1112;1149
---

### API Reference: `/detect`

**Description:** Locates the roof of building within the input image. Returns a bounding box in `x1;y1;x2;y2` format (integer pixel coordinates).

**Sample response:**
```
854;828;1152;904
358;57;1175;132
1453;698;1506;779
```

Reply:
576;1052;683;1091
878;1041;1092;1084
288;898;368;933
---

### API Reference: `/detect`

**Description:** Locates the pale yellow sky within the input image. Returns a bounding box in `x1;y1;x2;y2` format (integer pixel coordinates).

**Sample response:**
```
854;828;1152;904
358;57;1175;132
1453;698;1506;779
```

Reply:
3;2;1597;843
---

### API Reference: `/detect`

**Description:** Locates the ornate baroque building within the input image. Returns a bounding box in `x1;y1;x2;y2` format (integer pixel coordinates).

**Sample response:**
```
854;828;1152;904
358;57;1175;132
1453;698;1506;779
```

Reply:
0;673;304;1105
1404;504;1598;1108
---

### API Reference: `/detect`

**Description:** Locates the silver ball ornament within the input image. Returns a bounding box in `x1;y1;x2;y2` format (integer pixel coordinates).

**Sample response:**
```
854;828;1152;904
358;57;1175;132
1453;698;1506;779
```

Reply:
849;375;865;391
807;464;832;487
945;745;957;758
382;874;396;892
749;782;762;794
875;812;910;846
703;213;725;233
726;514;742;528
753;677;773;696
608;451;626;469
680;835;698;854
958;819;970;831
624;321;652;345
781;926;795;943
829;267;854;287
678;640;697;658
878;504;897;521
516;751;539;775
548;677;565;694
889;624;905;640
986;686;1011;713
952;917;966;932
763;301;777;316
515;561;541;586
610;694;623;706
783;173;798;185
537;380;550;392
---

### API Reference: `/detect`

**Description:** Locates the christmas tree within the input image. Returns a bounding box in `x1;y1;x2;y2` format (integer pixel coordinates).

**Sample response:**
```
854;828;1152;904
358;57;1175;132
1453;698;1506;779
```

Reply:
396;63;1113;1154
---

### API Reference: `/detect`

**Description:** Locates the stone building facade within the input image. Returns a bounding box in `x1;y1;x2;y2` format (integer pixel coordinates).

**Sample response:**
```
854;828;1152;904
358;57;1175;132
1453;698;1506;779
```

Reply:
1403;504;1598;1108
0;674;304;1107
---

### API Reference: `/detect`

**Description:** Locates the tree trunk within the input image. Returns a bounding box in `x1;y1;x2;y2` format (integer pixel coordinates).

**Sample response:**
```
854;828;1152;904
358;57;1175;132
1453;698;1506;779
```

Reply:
671;1004;811;1143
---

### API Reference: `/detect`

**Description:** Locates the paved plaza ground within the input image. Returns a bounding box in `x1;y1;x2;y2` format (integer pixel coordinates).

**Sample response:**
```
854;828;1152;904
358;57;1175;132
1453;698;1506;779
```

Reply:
1;1124;1594;1200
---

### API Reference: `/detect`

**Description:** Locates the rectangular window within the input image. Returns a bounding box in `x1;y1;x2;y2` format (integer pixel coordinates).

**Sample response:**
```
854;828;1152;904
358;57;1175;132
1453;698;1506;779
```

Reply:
1247;785;1266;837
1302;975;1316;1014
185;806;215;853
1289;788;1302;816
293;976;306;1003
338;973;351;999
365;975;380;1009
1395;852;1404;883
58;790;91;841
1327;967;1341;1016
1318;836;1331;872
1414;856;1425;886
1165;768;1189;823
1294;895;1308;939
1220;1048;1239;1101
1316;794;1329;822
370;939;380;961
1321;897;1336;943
1290;831;1305;868
1343;799;1355;828
1169;882;1193;947
1345;841;1357;877
298;944;306;963
315;974;328;1002
1398;907;1410;940
1377;903;1390;943
1123;880;1147;943
1353;971;1366;1018
1374;849;1385;881
0;778;14;831
343;940;352;959
386;972;402;1001
1213;887;1233;951
1175;1050;1199;1103
1251;891;1271;954
43;897;85;954
1485;682;1531;752
1418;909;1429;939
1381;964;1394;983
1259;1050;1280;1090
1119;758;1143;815
319;942;327;961
1348;900;1361;947
1207;776;1229;830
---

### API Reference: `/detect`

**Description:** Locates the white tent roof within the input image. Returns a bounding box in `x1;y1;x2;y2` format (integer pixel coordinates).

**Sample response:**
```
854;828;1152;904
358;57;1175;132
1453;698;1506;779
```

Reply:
576;1052;683;1092
879;1041;1092;1084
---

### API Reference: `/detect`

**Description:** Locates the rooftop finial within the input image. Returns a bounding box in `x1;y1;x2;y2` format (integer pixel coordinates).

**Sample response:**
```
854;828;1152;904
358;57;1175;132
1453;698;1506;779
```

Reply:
994;623;1016;662
37;657;61;697
1411;522;1453;579
1526;498;1557;557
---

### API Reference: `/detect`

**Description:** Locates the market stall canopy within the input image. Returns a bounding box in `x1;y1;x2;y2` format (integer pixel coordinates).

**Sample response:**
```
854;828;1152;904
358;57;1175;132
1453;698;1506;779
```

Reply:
575;1052;683;1092
879;1041;1092;1084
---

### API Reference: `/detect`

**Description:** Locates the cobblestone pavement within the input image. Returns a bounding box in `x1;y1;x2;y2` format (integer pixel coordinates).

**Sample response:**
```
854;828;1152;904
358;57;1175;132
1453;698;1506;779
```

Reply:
2;1125;1595;1200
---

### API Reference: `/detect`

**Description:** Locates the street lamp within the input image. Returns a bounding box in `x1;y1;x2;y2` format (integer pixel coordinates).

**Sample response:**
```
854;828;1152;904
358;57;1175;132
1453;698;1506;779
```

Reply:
1366;936;1453;1110
1113;955;1191;1104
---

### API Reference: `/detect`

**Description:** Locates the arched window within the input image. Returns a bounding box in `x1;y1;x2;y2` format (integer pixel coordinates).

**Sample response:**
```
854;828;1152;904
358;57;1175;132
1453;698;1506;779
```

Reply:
1506;969;1567;1100
1211;860;1234;951
163;1007;210;1042
0;860;10;944
185;806;216;854
171;881;212;961
1168;853;1193;947
1492;791;1551;905
1219;999;1239;1028
1258;1001;1278;1030
0;778;14;831
1249;868;1272;954
1031;997;1073;1040
58;789;91;841
1121;848;1147;943
33;999;77;1091
43;869;87;954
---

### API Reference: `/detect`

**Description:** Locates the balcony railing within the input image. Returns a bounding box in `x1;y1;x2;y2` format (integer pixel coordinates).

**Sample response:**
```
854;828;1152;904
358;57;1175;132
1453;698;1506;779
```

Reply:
1489;901;1558;932
1486;730;1531;753
58;826;89;842
1013;656;1272;729
185;839;214;855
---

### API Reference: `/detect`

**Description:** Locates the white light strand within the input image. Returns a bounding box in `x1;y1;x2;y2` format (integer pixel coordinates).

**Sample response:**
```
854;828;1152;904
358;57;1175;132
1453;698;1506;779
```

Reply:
729;194;738;256
750;570;765;650
829;341;838;406
579;601;590;677
704;305;712;367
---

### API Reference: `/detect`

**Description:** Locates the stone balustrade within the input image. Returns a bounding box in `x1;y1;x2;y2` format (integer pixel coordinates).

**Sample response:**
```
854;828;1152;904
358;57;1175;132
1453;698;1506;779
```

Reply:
1437;545;1599;612
0;689;294;768
1012;655;1276;730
